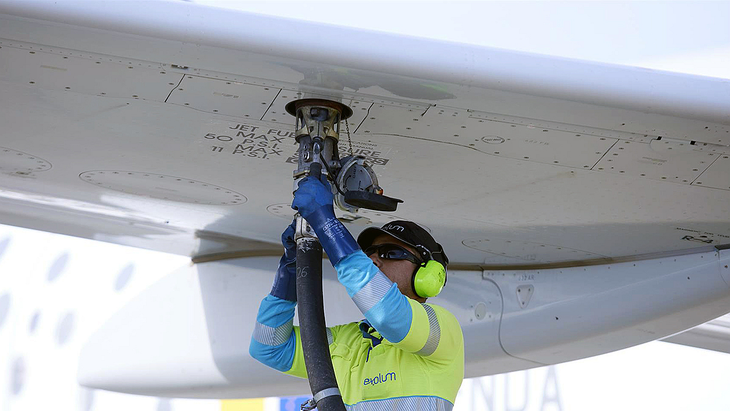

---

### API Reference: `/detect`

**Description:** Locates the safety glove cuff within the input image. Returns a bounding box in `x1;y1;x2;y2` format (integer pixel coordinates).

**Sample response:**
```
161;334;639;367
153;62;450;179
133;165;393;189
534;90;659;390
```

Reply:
304;205;359;266
271;220;298;301
270;254;298;302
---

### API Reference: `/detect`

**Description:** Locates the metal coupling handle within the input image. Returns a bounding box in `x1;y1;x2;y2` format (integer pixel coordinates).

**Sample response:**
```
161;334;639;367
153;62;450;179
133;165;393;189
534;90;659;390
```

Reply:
294;215;317;241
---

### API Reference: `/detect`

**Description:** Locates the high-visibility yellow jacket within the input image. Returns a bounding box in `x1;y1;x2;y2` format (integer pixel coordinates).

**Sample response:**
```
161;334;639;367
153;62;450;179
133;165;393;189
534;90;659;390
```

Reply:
251;251;464;410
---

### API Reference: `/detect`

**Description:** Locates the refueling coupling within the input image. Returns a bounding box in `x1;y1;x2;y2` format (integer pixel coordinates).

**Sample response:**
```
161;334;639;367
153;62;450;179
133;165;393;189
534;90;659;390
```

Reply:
286;99;402;214
286;99;400;411
287;99;349;183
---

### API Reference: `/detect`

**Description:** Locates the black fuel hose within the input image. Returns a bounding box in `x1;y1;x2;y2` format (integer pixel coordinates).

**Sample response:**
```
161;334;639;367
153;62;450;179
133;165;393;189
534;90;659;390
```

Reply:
295;162;346;411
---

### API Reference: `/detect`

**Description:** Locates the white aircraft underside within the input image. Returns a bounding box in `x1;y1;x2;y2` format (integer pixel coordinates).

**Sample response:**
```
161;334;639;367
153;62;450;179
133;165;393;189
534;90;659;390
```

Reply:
1;0;729;399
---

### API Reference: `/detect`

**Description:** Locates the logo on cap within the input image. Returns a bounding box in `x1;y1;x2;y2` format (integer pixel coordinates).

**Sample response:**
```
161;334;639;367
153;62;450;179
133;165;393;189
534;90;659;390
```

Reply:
384;224;405;232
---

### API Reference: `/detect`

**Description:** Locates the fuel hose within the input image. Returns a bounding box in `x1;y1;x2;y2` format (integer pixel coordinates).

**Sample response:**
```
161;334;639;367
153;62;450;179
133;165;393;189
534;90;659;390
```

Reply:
295;162;346;411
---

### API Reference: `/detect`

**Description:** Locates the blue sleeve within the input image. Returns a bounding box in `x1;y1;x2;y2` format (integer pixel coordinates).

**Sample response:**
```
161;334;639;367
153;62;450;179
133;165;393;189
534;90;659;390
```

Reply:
334;251;413;343
249;294;298;372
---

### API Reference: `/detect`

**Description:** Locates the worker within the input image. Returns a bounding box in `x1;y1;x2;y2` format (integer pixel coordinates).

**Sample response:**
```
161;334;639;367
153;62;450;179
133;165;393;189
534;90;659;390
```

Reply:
250;173;464;410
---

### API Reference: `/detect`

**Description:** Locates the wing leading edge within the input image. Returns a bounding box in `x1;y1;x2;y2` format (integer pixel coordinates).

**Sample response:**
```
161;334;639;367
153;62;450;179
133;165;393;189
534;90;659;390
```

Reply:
0;1;728;265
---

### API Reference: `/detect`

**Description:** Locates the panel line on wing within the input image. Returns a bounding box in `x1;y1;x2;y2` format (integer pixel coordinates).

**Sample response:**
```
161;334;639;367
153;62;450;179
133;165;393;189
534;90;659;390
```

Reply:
481;276;544;365
590;139;619;170
468;110;652;142
259;88;282;121
420;104;433;117
690;152;724;186
368;132;475;150
351;102;374;135
164;74;186;103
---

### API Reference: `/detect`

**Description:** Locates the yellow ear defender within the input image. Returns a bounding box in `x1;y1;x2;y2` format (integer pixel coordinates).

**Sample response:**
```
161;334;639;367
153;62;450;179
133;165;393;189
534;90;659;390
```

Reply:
412;245;447;298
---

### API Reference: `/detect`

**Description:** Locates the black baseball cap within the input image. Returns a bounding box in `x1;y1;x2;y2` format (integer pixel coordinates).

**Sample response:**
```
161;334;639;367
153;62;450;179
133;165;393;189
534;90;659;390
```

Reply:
357;220;449;267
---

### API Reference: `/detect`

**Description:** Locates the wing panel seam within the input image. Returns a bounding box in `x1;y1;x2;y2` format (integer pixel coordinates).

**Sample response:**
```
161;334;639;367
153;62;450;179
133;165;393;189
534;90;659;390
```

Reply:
165;74;185;103
590;139;619;170
260;88;282;121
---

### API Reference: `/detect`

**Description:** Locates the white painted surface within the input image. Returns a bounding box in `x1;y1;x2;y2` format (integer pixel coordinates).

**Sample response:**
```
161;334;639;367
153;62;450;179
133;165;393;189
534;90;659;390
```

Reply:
196;1;730;80
3;224;730;410
75;243;730;397
0;0;728;265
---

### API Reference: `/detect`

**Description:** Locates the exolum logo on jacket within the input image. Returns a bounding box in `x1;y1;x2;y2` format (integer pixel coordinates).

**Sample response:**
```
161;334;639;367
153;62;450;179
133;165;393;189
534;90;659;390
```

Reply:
363;372;396;386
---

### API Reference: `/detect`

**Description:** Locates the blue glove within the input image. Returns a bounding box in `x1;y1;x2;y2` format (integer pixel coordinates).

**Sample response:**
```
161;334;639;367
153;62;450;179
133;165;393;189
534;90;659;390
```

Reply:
292;175;359;265
291;175;335;220
270;219;298;302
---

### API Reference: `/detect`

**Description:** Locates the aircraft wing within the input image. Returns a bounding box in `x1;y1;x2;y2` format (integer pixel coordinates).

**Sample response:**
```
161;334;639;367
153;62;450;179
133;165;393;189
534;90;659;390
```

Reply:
1;0;729;399
663;313;730;354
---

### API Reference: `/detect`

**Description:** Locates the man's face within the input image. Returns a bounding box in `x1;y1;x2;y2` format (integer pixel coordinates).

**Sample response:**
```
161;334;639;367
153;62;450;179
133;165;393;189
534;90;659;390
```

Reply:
367;234;426;303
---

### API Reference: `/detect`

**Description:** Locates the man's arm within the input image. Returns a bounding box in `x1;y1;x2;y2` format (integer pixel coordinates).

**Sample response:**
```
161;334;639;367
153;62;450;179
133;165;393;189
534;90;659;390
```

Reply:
248;219;337;377
292;176;462;362
250;295;338;378
336;251;462;362
249;294;298;372
249;221;302;374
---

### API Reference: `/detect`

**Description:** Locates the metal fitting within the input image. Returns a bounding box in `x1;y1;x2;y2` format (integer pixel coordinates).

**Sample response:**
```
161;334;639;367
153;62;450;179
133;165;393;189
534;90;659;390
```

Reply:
294;215;317;241
286;99;352;179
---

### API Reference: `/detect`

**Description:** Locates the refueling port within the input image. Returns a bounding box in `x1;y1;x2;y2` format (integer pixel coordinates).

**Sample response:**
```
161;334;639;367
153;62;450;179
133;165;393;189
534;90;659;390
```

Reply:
286;98;402;213
286;99;351;181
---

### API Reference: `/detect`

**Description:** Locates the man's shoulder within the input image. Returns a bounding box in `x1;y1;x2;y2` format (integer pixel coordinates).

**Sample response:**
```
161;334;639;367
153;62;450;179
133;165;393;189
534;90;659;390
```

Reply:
422;302;462;332
332;321;361;331
329;321;363;341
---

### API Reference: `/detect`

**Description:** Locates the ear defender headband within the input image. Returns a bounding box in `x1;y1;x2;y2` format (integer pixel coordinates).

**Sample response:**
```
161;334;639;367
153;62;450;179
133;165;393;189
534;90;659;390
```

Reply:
412;244;447;298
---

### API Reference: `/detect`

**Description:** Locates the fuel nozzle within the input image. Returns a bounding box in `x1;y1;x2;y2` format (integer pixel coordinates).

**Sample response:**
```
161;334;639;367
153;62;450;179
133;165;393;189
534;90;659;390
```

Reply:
287;98;401;213
287;100;346;179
